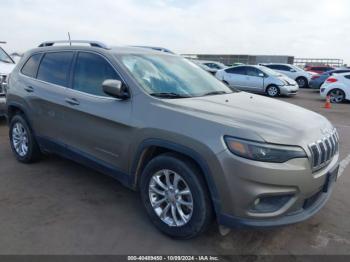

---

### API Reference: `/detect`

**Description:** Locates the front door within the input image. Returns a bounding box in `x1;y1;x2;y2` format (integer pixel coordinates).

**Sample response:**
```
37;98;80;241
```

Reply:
62;51;133;174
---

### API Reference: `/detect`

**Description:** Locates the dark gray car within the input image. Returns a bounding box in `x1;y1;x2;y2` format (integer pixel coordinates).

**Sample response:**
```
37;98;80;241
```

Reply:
5;41;340;239
309;69;350;89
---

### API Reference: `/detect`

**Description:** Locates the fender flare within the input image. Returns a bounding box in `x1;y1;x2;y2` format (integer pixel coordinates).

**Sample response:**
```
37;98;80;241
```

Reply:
131;138;222;215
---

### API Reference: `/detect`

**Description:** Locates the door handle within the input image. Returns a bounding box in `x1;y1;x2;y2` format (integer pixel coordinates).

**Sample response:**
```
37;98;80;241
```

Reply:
65;97;80;106
24;86;34;93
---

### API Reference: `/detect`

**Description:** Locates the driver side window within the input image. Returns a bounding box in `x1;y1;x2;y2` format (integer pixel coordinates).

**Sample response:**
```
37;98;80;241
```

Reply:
73;52;121;97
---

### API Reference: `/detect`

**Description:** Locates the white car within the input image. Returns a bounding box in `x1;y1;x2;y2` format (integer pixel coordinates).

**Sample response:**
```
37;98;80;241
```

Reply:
320;73;350;103
192;60;227;75
215;65;299;97
0;46;16;95
261;63;312;88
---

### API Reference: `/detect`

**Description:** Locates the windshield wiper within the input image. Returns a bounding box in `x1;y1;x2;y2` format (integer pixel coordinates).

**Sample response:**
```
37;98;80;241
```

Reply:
0;59;11;64
150;92;192;98
201;91;230;97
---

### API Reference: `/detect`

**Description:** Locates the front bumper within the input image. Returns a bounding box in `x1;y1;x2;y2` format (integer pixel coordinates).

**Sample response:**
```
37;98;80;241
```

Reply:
279;85;299;96
215;149;339;228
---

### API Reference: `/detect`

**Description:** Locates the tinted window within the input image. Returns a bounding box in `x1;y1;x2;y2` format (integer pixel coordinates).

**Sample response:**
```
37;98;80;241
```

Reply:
73;52;120;96
332;70;350;75
225;66;246;75
246;67;261;77
345;75;350;80
21;54;42;78
37;52;74;87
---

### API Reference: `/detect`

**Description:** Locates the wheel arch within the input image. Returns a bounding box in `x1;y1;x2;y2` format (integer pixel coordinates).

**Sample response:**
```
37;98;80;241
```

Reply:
131;138;222;215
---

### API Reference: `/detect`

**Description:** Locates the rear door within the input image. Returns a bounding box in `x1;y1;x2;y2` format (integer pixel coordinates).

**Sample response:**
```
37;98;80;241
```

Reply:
62;51;133;173
19;51;74;144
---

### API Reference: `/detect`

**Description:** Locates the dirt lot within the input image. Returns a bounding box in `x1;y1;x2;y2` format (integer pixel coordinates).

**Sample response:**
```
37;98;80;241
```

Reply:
0;89;349;255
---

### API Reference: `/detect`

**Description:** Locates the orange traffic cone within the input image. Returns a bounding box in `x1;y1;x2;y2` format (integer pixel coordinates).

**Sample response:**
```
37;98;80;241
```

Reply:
324;96;332;109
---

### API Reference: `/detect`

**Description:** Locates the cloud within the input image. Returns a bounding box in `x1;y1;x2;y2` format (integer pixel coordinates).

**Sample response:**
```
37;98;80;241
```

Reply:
1;0;350;63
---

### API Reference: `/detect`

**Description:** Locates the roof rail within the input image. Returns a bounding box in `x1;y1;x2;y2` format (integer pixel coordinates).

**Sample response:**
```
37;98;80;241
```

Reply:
38;40;109;49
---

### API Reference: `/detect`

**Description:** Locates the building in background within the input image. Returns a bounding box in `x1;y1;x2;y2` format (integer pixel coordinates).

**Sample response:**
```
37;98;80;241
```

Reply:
294;58;344;68
183;54;346;68
183;54;294;66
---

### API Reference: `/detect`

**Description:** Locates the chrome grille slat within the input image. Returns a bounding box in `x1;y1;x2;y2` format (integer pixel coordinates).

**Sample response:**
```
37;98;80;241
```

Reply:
308;129;339;172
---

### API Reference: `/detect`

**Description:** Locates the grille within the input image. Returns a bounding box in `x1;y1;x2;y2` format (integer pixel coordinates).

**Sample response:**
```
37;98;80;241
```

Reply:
309;129;339;172
0;75;7;94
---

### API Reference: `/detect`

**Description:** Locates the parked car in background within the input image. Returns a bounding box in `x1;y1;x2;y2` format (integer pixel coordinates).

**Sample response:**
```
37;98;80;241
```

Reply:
320;73;350;103
193;60;227;75
215;65;298;97
0;46;16;95
310;69;350;89
6;40;340;239
0;45;16;117
305;65;335;74
260;63;311;88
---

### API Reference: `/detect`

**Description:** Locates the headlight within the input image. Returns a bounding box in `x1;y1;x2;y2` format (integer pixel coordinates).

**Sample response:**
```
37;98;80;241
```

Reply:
224;136;306;163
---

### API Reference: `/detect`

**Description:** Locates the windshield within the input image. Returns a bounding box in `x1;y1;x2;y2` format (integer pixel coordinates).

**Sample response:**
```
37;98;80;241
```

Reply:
0;47;14;64
259;66;282;77
120;54;234;97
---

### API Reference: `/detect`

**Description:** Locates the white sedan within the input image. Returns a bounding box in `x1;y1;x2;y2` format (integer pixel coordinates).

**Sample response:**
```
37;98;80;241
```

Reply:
320;73;350;103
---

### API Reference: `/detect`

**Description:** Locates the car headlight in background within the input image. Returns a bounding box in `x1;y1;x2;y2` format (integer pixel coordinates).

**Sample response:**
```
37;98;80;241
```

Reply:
224;136;306;163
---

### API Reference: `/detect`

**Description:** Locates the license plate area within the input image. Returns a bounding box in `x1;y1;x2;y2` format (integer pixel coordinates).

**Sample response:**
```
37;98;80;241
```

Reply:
322;166;339;193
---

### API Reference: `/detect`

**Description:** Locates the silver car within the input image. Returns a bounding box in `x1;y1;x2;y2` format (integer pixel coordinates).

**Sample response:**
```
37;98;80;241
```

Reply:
215;65;299;97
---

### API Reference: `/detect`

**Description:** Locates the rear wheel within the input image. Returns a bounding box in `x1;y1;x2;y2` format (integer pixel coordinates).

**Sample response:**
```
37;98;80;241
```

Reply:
140;153;213;239
296;77;308;88
328;89;345;103
9;114;41;163
266;85;280;97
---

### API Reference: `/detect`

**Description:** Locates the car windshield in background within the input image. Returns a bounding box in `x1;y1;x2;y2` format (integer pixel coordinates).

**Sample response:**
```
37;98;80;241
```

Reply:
120;54;234;98
0;47;14;64
260;66;282;76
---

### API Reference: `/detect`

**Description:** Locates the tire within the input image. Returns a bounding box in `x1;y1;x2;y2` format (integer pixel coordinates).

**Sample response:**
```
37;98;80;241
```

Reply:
296;77;308;88
140;153;213;239
266;85;280;97
328;89;345;103
9;114;41;163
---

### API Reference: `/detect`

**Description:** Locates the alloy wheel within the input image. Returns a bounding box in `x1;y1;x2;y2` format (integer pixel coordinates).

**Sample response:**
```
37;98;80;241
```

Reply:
267;86;279;97
148;169;194;227
12;122;29;157
329;89;345;103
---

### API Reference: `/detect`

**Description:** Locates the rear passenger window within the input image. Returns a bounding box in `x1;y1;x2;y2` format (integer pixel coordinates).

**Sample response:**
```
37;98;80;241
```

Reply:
37;52;74;87
73;52;120;97
225;66;246;75
21;54;42;78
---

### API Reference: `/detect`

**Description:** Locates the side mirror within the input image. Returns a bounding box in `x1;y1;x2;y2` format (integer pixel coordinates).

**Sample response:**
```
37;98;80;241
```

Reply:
290;69;297;72
102;79;129;100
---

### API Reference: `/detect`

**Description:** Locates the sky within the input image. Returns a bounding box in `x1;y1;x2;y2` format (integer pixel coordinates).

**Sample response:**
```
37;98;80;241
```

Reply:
1;0;350;63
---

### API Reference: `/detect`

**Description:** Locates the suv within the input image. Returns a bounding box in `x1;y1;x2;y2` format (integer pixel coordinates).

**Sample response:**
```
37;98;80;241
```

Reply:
6;41;340;239
261;63;311;88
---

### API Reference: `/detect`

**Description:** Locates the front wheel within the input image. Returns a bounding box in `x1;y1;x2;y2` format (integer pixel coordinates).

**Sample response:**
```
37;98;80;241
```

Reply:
140;154;213;239
328;89;345;103
266;85;280;97
296;77;308;88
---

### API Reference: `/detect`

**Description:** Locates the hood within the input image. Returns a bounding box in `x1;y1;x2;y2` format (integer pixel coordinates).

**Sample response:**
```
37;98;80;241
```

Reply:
164;92;332;146
0;62;16;75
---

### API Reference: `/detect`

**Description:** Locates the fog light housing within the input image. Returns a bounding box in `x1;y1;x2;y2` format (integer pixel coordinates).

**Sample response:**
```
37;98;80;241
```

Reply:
251;195;293;213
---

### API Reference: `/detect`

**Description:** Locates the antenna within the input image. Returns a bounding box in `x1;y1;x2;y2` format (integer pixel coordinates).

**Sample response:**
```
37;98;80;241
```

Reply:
67;32;72;46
